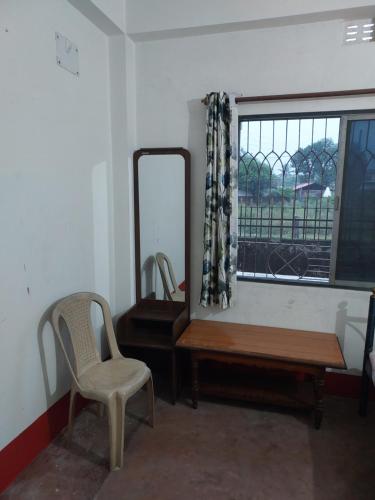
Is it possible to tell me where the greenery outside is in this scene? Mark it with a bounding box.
[238,138,338,242]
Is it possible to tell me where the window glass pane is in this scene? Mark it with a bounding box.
[336,119,375,283]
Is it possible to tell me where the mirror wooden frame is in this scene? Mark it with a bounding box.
[133,147,191,313]
[116,147,191,404]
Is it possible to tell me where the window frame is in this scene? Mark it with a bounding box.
[330,113,375,289]
[237,109,375,291]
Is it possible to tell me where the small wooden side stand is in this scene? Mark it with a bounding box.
[116,299,189,404]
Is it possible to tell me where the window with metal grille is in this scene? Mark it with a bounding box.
[237,112,375,288]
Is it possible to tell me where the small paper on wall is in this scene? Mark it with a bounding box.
[55,32,79,77]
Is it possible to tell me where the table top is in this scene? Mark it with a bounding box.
[177,320,346,369]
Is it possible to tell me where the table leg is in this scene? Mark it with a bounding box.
[314,370,325,429]
[191,352,199,409]
[359,367,370,417]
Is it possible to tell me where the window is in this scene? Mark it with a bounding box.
[237,112,375,289]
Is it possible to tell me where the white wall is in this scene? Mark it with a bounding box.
[127,0,375,39]
[92,0,125,31]
[68,0,125,35]
[0,0,114,450]
[107,33,135,314]
[135,19,375,372]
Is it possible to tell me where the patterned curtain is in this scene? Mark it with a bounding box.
[200,92,237,309]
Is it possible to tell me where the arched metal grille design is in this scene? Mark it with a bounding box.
[238,116,340,282]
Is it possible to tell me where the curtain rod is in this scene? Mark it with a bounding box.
[201,88,375,105]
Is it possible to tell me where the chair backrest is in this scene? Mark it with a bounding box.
[156,252,178,301]
[51,292,120,380]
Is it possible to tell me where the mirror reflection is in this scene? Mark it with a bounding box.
[138,154,185,301]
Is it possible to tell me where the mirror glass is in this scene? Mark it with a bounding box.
[138,154,185,302]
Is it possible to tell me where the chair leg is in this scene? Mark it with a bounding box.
[68,386,77,441]
[147,376,155,428]
[108,394,126,471]
[359,371,370,417]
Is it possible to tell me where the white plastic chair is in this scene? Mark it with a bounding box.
[156,252,185,302]
[51,292,154,471]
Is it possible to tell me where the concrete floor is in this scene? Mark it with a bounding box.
[2,388,375,500]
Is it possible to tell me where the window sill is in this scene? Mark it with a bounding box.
[236,274,371,293]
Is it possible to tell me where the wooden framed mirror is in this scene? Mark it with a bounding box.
[116,147,190,404]
[134,147,190,311]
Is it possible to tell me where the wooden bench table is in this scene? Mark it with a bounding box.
[176,319,346,428]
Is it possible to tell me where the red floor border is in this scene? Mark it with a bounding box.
[325,371,374,399]
[0,391,87,494]
[1,371,374,494]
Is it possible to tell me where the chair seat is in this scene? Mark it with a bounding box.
[79,357,150,398]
